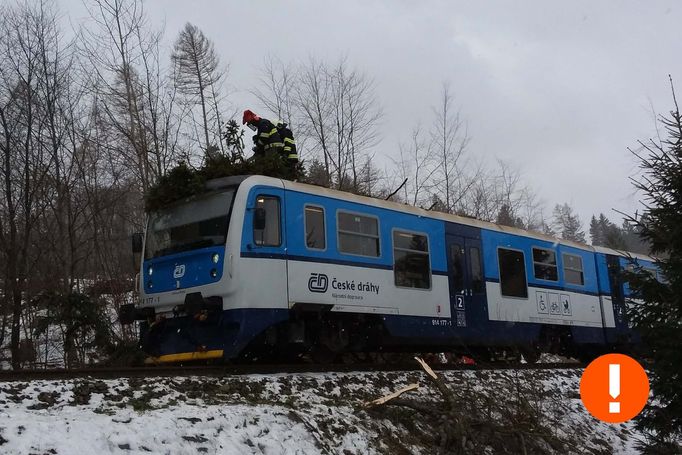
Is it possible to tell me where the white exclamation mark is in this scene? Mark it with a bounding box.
[609,364,621,413]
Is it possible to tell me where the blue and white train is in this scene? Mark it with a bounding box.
[121,175,651,363]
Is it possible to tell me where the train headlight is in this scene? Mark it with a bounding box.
[210,268,218,278]
[146,281,153,289]
[212,253,219,264]
[148,266,153,276]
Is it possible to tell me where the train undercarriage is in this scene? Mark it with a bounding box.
[132,301,613,366]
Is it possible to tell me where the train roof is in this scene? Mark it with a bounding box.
[591,245,654,262]
[228,175,654,262]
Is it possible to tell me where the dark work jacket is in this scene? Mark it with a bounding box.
[278,124,298,163]
[252,118,284,156]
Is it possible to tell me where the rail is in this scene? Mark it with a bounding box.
[0,361,584,382]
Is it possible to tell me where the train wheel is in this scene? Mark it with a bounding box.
[519,345,540,364]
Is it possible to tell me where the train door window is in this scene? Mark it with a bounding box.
[469,246,484,293]
[337,211,380,257]
[449,244,464,293]
[393,231,431,289]
[563,253,584,285]
[304,206,326,250]
[254,196,281,246]
[532,247,558,281]
[498,248,528,298]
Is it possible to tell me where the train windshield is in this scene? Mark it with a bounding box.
[144,189,236,260]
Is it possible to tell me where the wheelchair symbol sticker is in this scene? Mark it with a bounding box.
[536,291,548,314]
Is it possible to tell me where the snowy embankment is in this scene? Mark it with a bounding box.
[0,368,644,454]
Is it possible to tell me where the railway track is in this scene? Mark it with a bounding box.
[0,361,584,382]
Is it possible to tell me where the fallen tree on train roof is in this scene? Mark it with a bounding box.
[145,153,305,212]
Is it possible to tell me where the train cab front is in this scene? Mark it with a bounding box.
[119,182,243,364]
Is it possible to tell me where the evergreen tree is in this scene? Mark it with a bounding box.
[222,119,245,160]
[626,81,682,449]
[496,204,524,228]
[33,292,114,368]
[305,158,331,188]
[590,213,628,250]
[600,214,624,249]
[620,219,650,254]
[429,194,448,213]
[552,203,586,243]
[172,23,225,154]
[589,215,603,245]
[540,221,556,237]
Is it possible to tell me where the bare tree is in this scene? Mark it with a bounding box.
[393,124,439,206]
[552,202,586,242]
[296,57,333,185]
[0,0,54,368]
[80,0,178,192]
[172,22,226,157]
[29,0,92,300]
[491,160,543,229]
[431,84,472,213]
[252,56,297,127]
[333,60,382,192]
[0,0,199,369]
[294,57,382,193]
[460,160,544,229]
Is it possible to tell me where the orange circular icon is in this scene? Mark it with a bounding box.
[580,353,649,423]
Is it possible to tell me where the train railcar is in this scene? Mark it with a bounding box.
[120,175,649,363]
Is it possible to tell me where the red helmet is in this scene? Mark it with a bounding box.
[242,109,260,125]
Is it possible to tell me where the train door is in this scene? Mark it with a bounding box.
[245,187,289,308]
[445,227,486,337]
[606,254,635,344]
[446,235,468,328]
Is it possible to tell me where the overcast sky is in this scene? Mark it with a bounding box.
[62,0,682,227]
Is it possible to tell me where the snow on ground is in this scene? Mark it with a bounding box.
[0,368,646,454]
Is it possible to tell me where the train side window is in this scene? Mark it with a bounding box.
[304,206,326,250]
[563,253,584,285]
[337,211,380,257]
[254,196,281,246]
[469,246,484,293]
[449,244,463,292]
[393,231,431,289]
[498,248,528,298]
[532,247,558,281]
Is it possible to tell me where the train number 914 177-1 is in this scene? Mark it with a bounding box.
[431,319,452,326]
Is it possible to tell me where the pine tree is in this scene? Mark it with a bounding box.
[222,119,245,160]
[496,204,524,228]
[172,23,224,154]
[626,79,682,449]
[541,221,556,237]
[589,215,603,245]
[552,203,586,243]
[600,214,626,250]
[620,220,650,254]
[590,213,628,250]
[305,158,331,188]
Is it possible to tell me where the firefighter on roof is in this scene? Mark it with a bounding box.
[242,109,284,157]
[275,120,298,167]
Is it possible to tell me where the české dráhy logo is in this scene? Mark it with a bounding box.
[173,264,186,279]
[308,273,329,293]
